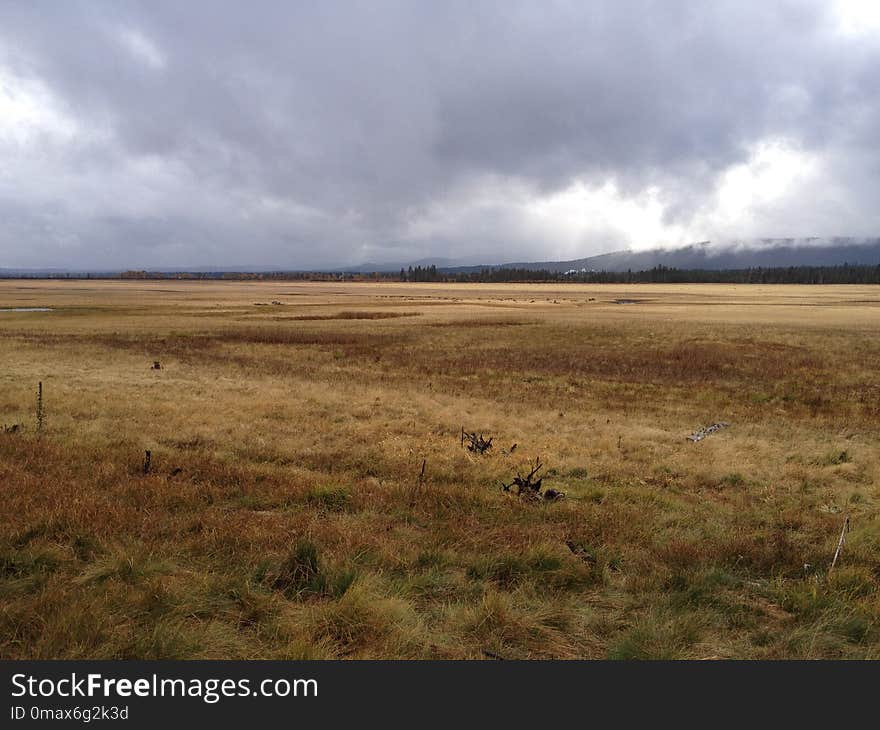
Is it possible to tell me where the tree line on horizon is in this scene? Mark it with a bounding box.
[10,262,880,284]
[397,263,880,284]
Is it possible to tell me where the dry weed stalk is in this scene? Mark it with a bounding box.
[36,381,43,434]
[408,458,427,504]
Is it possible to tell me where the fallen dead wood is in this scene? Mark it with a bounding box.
[687,422,730,442]
[461,427,493,454]
[829,515,850,573]
[565,540,597,566]
[500,457,565,502]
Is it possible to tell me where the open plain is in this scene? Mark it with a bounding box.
[1,280,879,659]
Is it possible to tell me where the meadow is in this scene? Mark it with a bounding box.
[1,280,879,659]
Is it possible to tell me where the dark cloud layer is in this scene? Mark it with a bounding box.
[1,1,879,268]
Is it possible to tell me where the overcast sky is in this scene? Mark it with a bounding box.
[1,1,879,269]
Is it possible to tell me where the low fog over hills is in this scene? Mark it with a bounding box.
[438,238,880,274]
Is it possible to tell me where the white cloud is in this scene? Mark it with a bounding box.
[0,68,77,145]
[834,0,880,35]
[523,182,688,256]
[399,140,822,261]
[117,28,166,70]
[707,140,820,233]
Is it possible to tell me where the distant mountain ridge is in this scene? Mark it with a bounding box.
[435,237,880,274]
[3,238,880,276]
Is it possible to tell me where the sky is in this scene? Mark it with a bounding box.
[1,1,879,270]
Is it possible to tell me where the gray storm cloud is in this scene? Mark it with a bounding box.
[0,0,879,269]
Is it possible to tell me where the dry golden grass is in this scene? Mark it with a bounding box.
[1,280,879,659]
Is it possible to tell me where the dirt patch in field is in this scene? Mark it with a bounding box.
[286,311,422,321]
[427,319,531,328]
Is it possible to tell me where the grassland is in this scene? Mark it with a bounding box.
[2,280,879,659]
